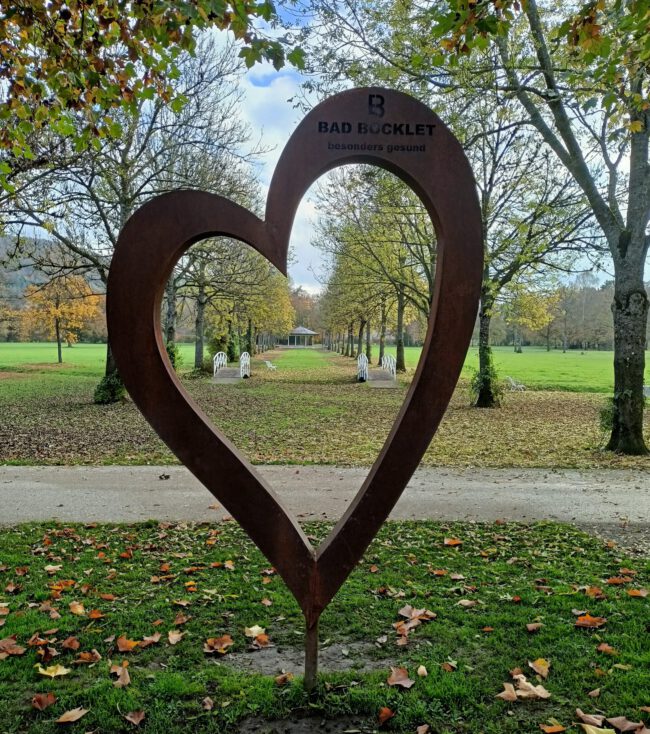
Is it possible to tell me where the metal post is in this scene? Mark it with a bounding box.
[304,618,319,691]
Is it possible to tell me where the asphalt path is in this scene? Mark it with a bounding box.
[1,465,649,552]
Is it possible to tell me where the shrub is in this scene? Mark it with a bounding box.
[93,373,126,404]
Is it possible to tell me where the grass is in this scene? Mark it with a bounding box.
[1,344,649,469]
[380,345,650,394]
[0,519,648,733]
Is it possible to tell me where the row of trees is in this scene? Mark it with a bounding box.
[298,0,649,453]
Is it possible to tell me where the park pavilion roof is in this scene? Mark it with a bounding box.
[289,326,318,335]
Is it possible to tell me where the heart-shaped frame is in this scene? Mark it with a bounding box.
[107,87,482,684]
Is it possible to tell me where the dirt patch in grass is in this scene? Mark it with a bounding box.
[235,715,372,733]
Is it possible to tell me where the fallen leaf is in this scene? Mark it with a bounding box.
[540,725,566,733]
[627,588,648,598]
[68,601,85,616]
[275,672,294,685]
[261,598,272,607]
[74,649,101,664]
[444,538,462,546]
[124,710,145,726]
[457,599,477,608]
[174,612,191,626]
[62,636,80,651]
[140,632,161,648]
[527,623,544,633]
[441,661,457,672]
[203,635,233,655]
[378,707,395,725]
[576,709,605,726]
[496,682,518,701]
[32,692,57,711]
[202,696,214,710]
[110,661,130,687]
[417,665,428,677]
[512,674,551,700]
[252,633,270,649]
[244,624,265,638]
[606,576,633,585]
[369,564,379,573]
[529,658,550,679]
[575,614,607,629]
[387,666,415,688]
[416,726,430,734]
[116,636,139,652]
[88,609,104,619]
[596,642,618,655]
[605,717,643,731]
[168,630,183,645]
[587,688,600,698]
[35,663,71,678]
[56,707,88,723]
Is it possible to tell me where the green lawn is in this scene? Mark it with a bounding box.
[380,345,650,394]
[1,519,648,733]
[1,343,649,468]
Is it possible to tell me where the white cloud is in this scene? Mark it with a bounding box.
[239,63,324,293]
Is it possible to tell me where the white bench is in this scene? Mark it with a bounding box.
[240,352,251,378]
[357,353,368,382]
[505,375,525,391]
[264,360,277,371]
[380,354,396,378]
[213,351,227,376]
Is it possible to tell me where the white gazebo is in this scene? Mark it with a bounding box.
[279,325,318,348]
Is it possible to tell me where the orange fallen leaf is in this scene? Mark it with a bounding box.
[378,707,395,725]
[74,649,101,664]
[116,636,139,652]
[387,666,415,688]
[68,601,85,616]
[627,588,648,598]
[369,564,379,573]
[56,707,88,723]
[596,642,618,655]
[88,609,104,619]
[32,692,57,711]
[62,636,80,651]
[203,634,233,655]
[606,576,633,585]
[275,672,294,685]
[444,538,462,546]
[540,725,566,733]
[575,614,607,629]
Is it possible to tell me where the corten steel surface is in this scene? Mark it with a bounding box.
[107,87,483,633]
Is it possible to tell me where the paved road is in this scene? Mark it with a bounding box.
[2,465,649,550]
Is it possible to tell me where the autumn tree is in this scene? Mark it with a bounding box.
[22,275,102,363]
[0,1,302,192]
[6,38,258,401]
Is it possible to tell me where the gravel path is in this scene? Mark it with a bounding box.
[1,464,649,554]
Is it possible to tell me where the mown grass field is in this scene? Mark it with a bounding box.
[1,519,648,733]
[1,343,649,469]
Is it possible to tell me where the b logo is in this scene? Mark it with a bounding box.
[369,94,385,117]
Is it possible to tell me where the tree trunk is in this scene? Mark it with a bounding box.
[194,290,206,370]
[474,293,499,408]
[379,300,387,365]
[55,316,62,364]
[396,288,406,372]
[164,276,177,345]
[356,319,366,359]
[345,323,353,357]
[365,319,372,363]
[606,263,649,454]
[513,326,523,353]
[246,318,254,355]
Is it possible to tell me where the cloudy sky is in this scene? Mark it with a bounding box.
[238,62,324,294]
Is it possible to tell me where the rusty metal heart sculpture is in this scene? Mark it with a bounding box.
[107,87,483,686]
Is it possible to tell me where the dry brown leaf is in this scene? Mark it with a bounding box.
[275,672,294,686]
[496,683,518,702]
[512,674,551,700]
[527,623,544,633]
[202,697,214,711]
[576,709,605,726]
[627,588,648,598]
[116,636,139,652]
[587,688,601,698]
[605,717,643,731]
[168,630,183,645]
[244,625,265,638]
[457,599,478,608]
[32,692,57,711]
[56,707,88,723]
[443,538,462,546]
[140,632,161,648]
[378,707,395,725]
[606,576,633,585]
[203,634,234,655]
[124,710,145,726]
[261,598,272,607]
[110,661,131,688]
[62,636,80,651]
[387,666,415,688]
[416,726,430,734]
[441,661,457,672]
[596,642,618,655]
[417,665,428,677]
[74,649,101,664]
[529,658,550,679]
[68,601,85,616]
[575,614,607,629]
[540,725,566,733]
